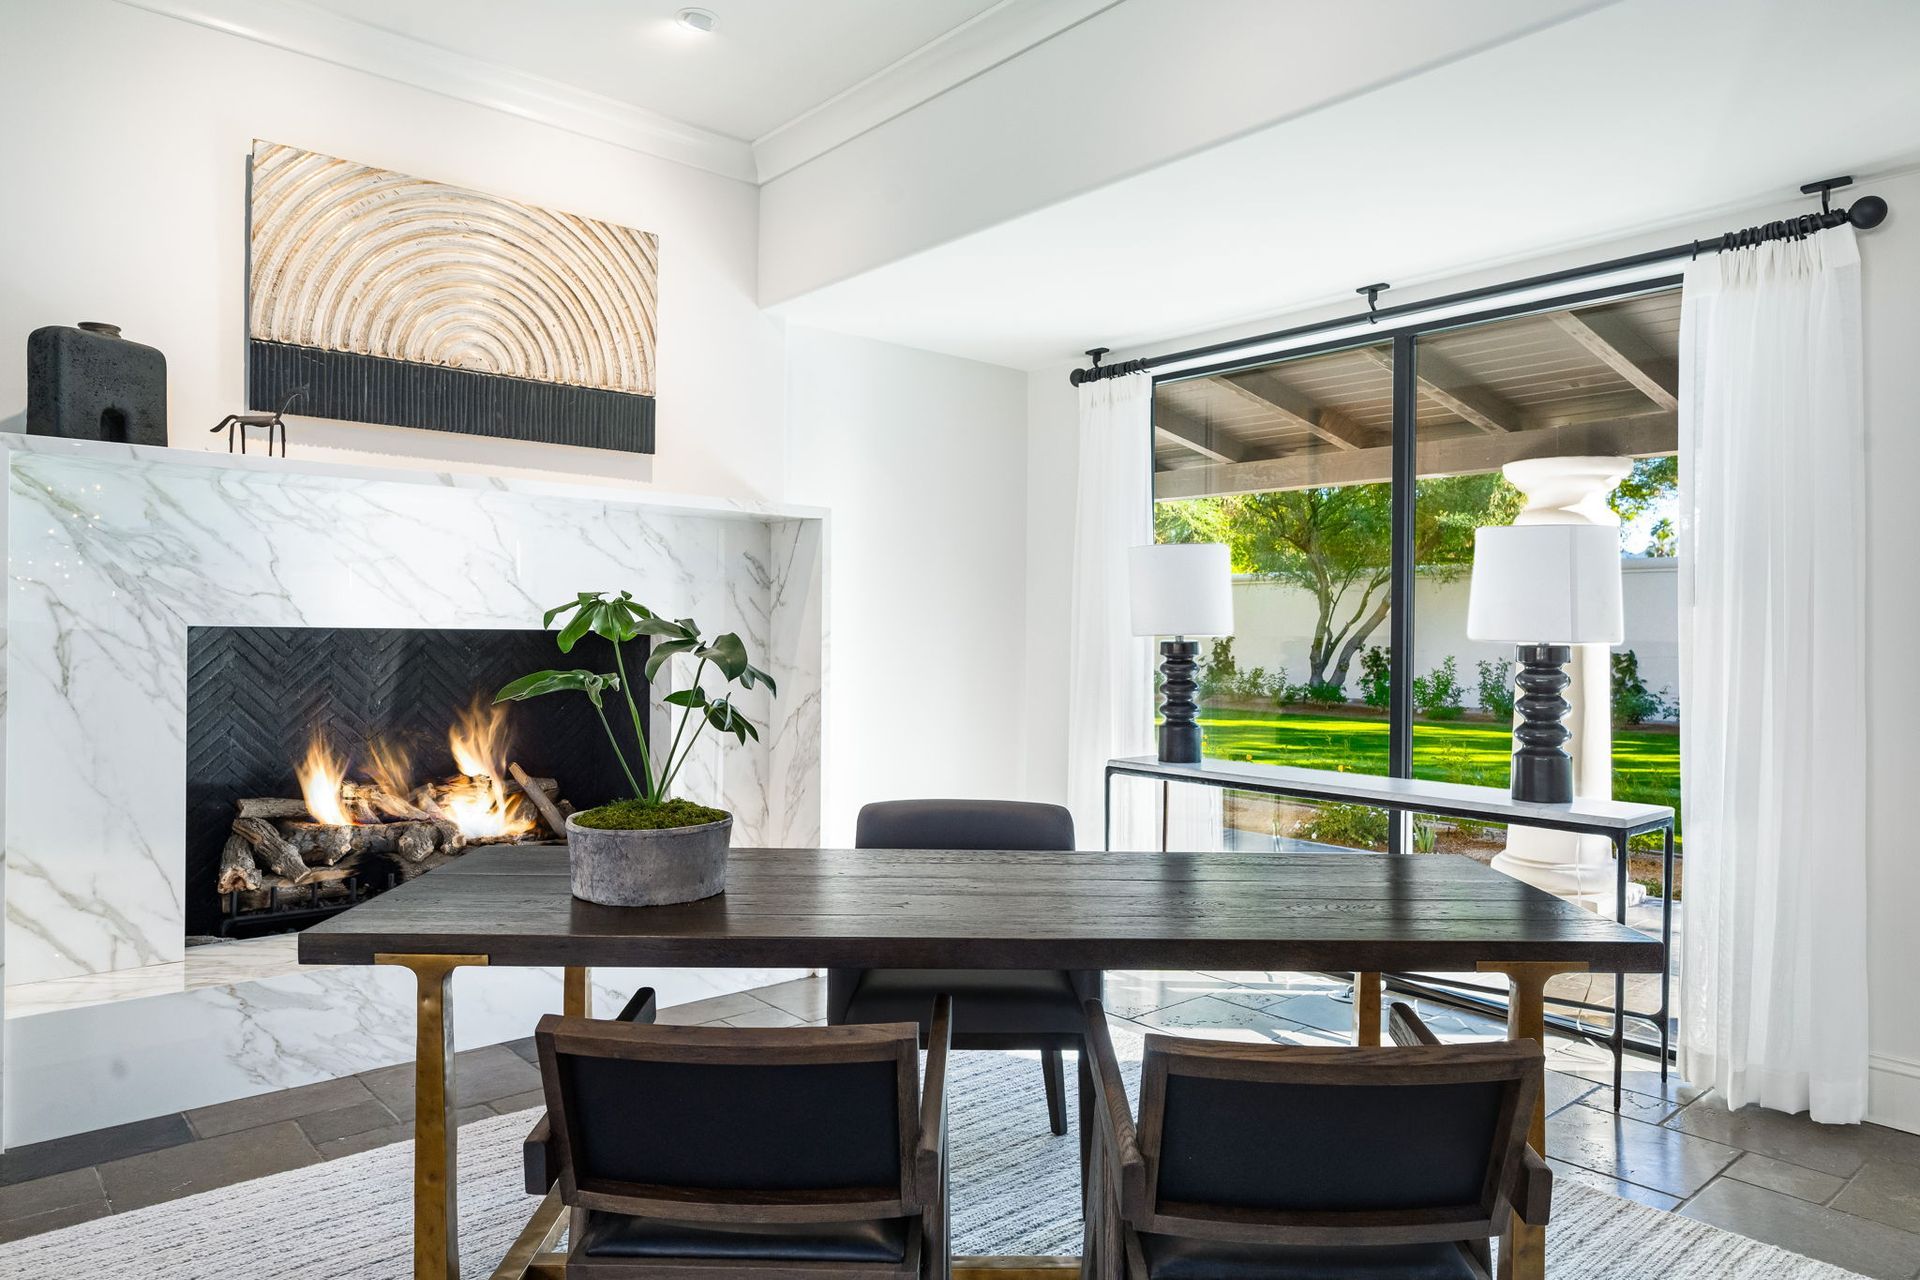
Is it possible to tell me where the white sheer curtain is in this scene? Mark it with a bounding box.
[1066,375,1156,850]
[1677,227,1869,1122]
[1065,373,1226,852]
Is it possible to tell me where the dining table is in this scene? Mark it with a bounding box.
[298,842,1663,1280]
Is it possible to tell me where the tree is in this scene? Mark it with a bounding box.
[1609,456,1677,524]
[1158,473,1522,691]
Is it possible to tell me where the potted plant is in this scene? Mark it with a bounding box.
[496,591,774,907]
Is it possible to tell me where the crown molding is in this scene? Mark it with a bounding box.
[112,0,758,183]
[751,0,1122,183]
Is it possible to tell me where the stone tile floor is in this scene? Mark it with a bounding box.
[2,972,1916,1278]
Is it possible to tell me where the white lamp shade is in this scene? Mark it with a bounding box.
[1466,524,1624,644]
[1129,543,1234,637]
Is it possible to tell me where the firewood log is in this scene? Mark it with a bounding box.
[216,832,263,893]
[274,819,454,863]
[231,816,314,883]
[340,782,432,822]
[509,762,569,836]
[235,797,313,820]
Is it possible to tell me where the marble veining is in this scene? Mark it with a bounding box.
[1,439,825,985]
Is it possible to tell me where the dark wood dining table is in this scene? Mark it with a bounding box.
[299,843,1663,1280]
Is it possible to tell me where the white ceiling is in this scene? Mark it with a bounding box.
[772,0,1920,369]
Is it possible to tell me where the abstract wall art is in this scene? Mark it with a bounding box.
[246,141,658,453]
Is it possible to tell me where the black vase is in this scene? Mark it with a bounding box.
[27,322,168,445]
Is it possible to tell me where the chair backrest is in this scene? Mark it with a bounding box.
[855,798,1074,851]
[535,1014,923,1222]
[1136,1032,1540,1245]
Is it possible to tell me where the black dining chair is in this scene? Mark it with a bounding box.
[828,798,1099,1137]
[1081,998,1552,1280]
[524,992,953,1279]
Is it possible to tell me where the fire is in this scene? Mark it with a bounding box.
[298,735,356,827]
[442,698,535,840]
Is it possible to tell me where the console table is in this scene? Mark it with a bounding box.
[1105,755,1676,1107]
[301,843,1661,1280]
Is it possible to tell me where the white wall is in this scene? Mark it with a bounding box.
[1022,167,1920,1131]
[1224,558,1681,711]
[0,0,784,500]
[785,327,1031,842]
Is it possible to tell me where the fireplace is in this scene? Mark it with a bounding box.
[185,626,639,937]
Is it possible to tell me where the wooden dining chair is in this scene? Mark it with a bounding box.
[525,993,953,1279]
[829,798,1098,1137]
[1081,999,1551,1280]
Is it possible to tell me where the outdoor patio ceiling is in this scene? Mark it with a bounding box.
[1153,291,1682,500]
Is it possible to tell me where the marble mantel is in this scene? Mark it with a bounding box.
[0,435,825,1145]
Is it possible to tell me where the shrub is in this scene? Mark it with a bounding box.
[1299,679,1347,706]
[1412,817,1439,853]
[1294,803,1389,850]
[1235,666,1271,701]
[1197,636,1236,703]
[1413,656,1465,720]
[1611,650,1676,726]
[1359,645,1392,709]
[1476,657,1516,719]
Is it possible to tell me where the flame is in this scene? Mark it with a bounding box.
[366,738,413,800]
[443,698,535,840]
[298,734,356,826]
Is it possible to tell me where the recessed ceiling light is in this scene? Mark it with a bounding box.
[676,7,717,34]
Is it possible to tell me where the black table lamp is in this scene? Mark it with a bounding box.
[1467,523,1624,804]
[1130,543,1234,765]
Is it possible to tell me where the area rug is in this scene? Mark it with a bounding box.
[0,1032,1862,1279]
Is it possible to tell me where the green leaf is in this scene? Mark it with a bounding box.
[695,632,749,680]
[663,687,708,708]
[589,602,638,644]
[631,616,694,640]
[555,607,595,653]
[644,637,698,682]
[494,669,616,702]
[740,663,778,696]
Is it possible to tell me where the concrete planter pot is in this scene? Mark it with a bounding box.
[564,812,731,907]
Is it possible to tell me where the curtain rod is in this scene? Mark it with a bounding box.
[1068,177,1891,386]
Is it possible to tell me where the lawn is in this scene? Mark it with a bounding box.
[1197,706,1681,844]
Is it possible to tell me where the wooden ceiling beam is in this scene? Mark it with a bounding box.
[1155,414,1677,500]
[1356,345,1520,434]
[1550,310,1680,412]
[1153,402,1251,464]
[1216,369,1373,451]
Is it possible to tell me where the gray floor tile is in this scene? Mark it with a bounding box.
[720,1004,806,1027]
[295,1099,401,1146]
[1558,1063,1706,1106]
[753,976,827,1020]
[1679,1176,1920,1280]
[1722,1151,1848,1204]
[0,1167,104,1221]
[1547,1102,1740,1198]
[1547,1071,1600,1115]
[1256,991,1378,1038]
[655,991,774,1025]
[186,1074,375,1139]
[359,1043,542,1120]
[312,1105,492,1160]
[504,1036,540,1065]
[1133,996,1327,1045]
[1667,1094,1870,1178]
[0,1197,110,1243]
[96,1121,319,1212]
[490,1089,548,1117]
[0,1112,195,1185]
[1833,1159,1920,1235]
[1546,1157,1681,1211]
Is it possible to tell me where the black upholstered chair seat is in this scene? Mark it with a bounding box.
[577,1211,912,1264]
[844,968,1082,1037]
[1138,1234,1484,1280]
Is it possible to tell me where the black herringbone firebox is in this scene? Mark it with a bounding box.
[184,626,640,938]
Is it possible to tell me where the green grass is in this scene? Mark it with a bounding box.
[1198,707,1681,841]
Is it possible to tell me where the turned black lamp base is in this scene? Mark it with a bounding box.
[1510,642,1574,804]
[1156,639,1202,764]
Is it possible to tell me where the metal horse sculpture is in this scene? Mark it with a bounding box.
[212,390,302,456]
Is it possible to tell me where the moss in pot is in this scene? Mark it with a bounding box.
[496,591,773,906]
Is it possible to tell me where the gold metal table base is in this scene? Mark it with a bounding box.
[390,956,1577,1280]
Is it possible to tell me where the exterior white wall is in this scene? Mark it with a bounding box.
[1022,167,1920,1132]
[0,0,784,500]
[784,327,1032,843]
[1223,557,1680,711]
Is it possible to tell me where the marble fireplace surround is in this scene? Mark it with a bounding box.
[0,436,825,1146]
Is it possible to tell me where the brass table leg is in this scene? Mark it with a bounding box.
[563,965,590,1018]
[1353,971,1382,1046]
[379,952,490,1280]
[1481,961,1585,1280]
